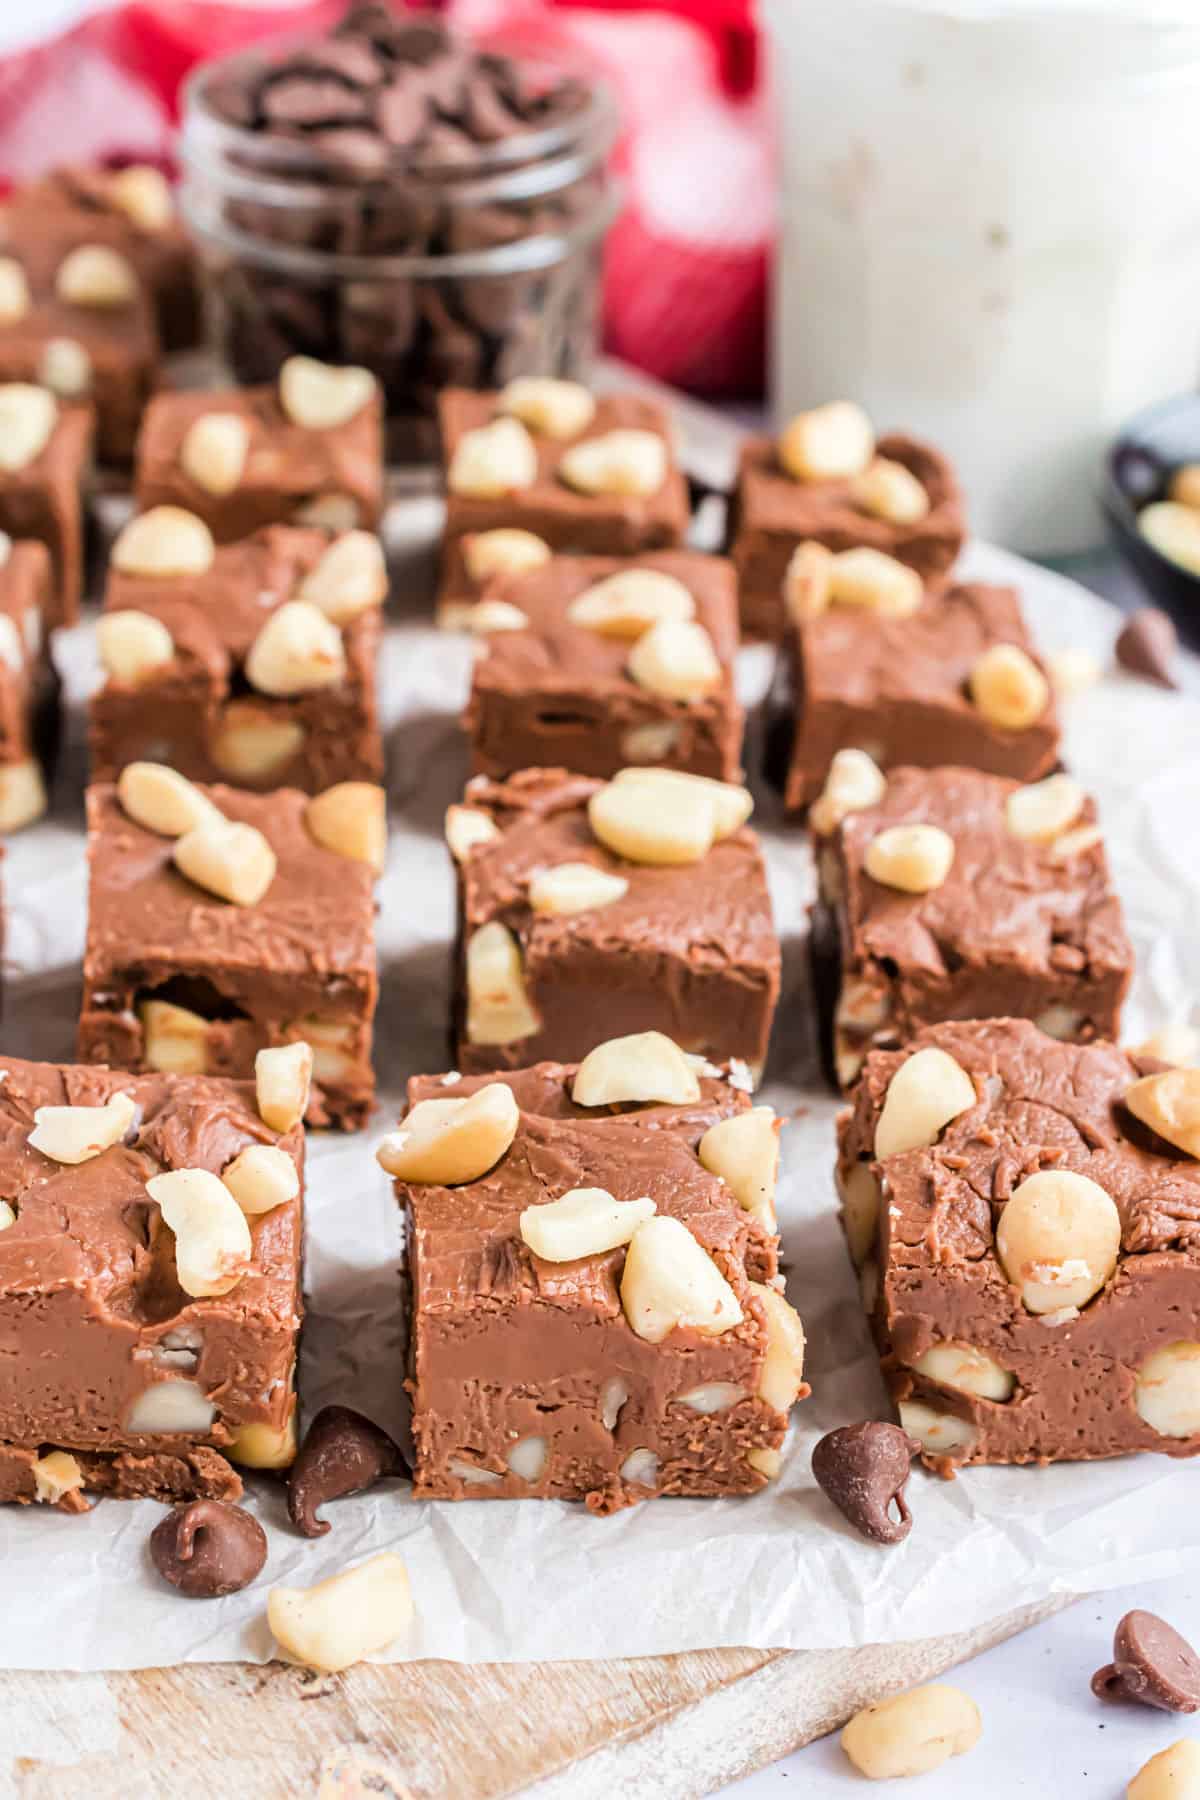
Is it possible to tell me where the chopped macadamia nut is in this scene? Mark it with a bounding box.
[830,547,923,618]
[222,1144,300,1215]
[782,540,834,622]
[448,417,537,498]
[173,818,277,907]
[297,530,387,625]
[269,1554,413,1673]
[995,1168,1121,1313]
[97,609,175,686]
[462,528,551,583]
[117,763,221,839]
[112,507,215,579]
[229,1415,297,1470]
[851,456,931,524]
[841,1683,981,1781]
[179,412,250,497]
[698,1108,779,1231]
[497,377,596,439]
[305,783,386,875]
[809,748,887,836]
[256,1042,313,1132]
[910,1341,1016,1401]
[28,1091,136,1165]
[147,1167,253,1299]
[558,429,667,498]
[1125,1068,1200,1159]
[1005,773,1085,843]
[778,401,874,483]
[620,1213,743,1343]
[279,356,376,431]
[245,601,346,697]
[0,385,57,473]
[969,642,1050,729]
[567,568,695,638]
[627,618,722,701]
[864,822,955,893]
[875,1047,976,1158]
[520,1187,656,1262]
[572,1031,701,1108]
[33,1450,85,1506]
[378,1082,519,1185]
[465,922,539,1046]
[1134,1342,1200,1438]
[445,804,500,863]
[528,861,629,916]
[141,999,208,1075]
[56,244,137,307]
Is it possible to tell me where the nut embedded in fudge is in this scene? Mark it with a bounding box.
[814,764,1133,1087]
[133,358,385,541]
[0,388,92,630]
[837,1018,1200,1472]
[447,767,780,1078]
[89,516,385,793]
[0,1053,303,1510]
[79,771,379,1129]
[460,550,744,783]
[0,538,60,833]
[0,231,158,465]
[438,383,690,590]
[727,401,965,641]
[386,1042,803,1509]
[3,164,203,353]
[783,582,1061,814]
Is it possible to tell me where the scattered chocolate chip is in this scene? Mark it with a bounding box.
[287,1404,407,1538]
[812,1421,917,1544]
[1116,607,1179,689]
[1092,1610,1200,1713]
[149,1500,267,1598]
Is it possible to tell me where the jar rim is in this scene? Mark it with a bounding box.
[180,39,620,204]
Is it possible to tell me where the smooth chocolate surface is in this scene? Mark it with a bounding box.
[5,166,202,352]
[0,229,158,464]
[0,402,92,629]
[464,550,743,782]
[839,1019,1200,1470]
[784,582,1061,813]
[0,1054,303,1506]
[439,389,690,560]
[820,765,1132,1084]
[134,382,385,541]
[89,524,383,793]
[453,768,780,1076]
[0,540,59,776]
[79,781,377,1128]
[396,1089,789,1509]
[729,430,965,641]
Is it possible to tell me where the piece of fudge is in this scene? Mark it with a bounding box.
[783,583,1061,813]
[0,1053,303,1509]
[0,389,92,629]
[79,773,380,1129]
[133,360,385,541]
[814,764,1133,1087]
[90,515,385,793]
[0,230,158,465]
[438,384,690,590]
[728,401,965,640]
[0,538,60,833]
[447,767,780,1078]
[461,550,744,783]
[839,1018,1200,1472]
[3,164,202,352]
[388,1037,803,1509]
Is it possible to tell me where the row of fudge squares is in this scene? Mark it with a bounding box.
[0,1035,805,1514]
[437,381,966,640]
[0,352,385,634]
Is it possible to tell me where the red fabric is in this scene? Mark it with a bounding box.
[0,0,769,397]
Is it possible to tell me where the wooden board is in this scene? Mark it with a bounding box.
[1,1600,1068,1799]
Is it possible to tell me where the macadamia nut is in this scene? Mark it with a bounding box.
[874,1046,976,1158]
[147,1168,253,1299]
[572,1031,700,1108]
[567,568,695,638]
[841,1682,981,1780]
[698,1107,779,1231]
[969,643,1050,729]
[279,356,375,431]
[995,1168,1121,1313]
[1135,1343,1200,1439]
[521,1186,656,1261]
[864,823,955,893]
[620,1214,743,1343]
[119,764,220,845]
[497,377,596,439]
[377,1083,519,1185]
[268,1553,413,1673]
[779,401,874,483]
[809,748,887,836]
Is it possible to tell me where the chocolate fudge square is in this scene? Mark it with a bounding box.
[133,361,385,542]
[449,768,780,1078]
[818,764,1133,1087]
[439,386,690,575]
[4,164,202,352]
[463,550,744,782]
[728,420,964,641]
[80,777,378,1129]
[0,231,158,464]
[839,1018,1200,1472]
[0,391,92,629]
[0,539,60,832]
[90,519,384,793]
[392,1049,802,1509]
[0,1053,303,1509]
[784,583,1061,814]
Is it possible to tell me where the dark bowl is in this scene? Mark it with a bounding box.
[1103,391,1200,648]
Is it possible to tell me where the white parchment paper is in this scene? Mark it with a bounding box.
[0,392,1197,1671]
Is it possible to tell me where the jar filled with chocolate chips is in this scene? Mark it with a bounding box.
[178,3,619,460]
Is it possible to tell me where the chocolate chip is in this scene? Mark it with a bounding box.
[1116,607,1179,689]
[287,1404,407,1538]
[1092,1610,1200,1712]
[812,1421,917,1544]
[149,1500,267,1598]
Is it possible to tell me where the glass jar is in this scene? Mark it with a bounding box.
[178,43,619,462]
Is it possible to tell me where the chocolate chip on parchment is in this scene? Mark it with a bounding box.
[1092,1610,1200,1713]
[287,1404,408,1538]
[149,1500,267,1598]
[812,1421,917,1545]
[1115,607,1179,690]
